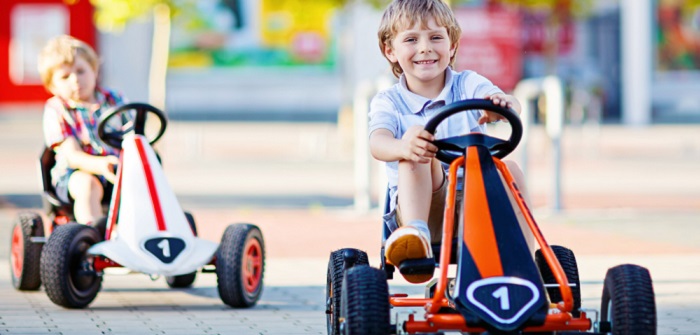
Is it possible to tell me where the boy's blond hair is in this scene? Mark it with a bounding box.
[37,35,99,89]
[378,0,462,78]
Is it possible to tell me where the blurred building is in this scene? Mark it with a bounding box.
[0,0,95,106]
[2,0,700,124]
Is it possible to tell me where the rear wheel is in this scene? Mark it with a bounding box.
[326,248,368,335]
[601,264,656,334]
[536,245,581,317]
[340,265,391,335]
[10,212,45,290]
[40,223,102,308]
[165,212,198,288]
[216,223,265,307]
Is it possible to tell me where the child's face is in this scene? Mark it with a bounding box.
[48,55,98,103]
[384,17,455,89]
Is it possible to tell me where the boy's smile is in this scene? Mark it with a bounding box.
[384,17,456,98]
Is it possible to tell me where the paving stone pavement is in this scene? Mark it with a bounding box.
[1,111,700,334]
[2,206,700,335]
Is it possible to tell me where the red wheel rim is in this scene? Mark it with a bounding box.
[242,237,263,294]
[11,224,24,277]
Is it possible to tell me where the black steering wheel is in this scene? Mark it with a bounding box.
[97,103,168,150]
[424,99,522,164]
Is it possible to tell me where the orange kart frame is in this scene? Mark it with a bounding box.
[385,99,592,334]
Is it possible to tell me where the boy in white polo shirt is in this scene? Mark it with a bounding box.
[369,0,527,283]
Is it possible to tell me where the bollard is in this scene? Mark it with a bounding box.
[543,76,565,212]
[353,75,393,214]
[353,80,374,213]
[513,76,565,213]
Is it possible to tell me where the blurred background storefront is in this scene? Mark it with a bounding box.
[2,0,700,125]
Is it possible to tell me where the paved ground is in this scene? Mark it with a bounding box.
[1,110,699,334]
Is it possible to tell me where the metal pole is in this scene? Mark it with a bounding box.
[543,76,565,213]
[353,81,374,213]
[513,77,544,182]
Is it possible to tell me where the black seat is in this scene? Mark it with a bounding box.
[39,147,112,223]
[39,147,74,220]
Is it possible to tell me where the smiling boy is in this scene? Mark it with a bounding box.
[369,0,525,283]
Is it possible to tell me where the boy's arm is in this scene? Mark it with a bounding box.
[370,127,437,164]
[56,138,119,184]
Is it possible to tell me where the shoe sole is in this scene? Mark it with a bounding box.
[386,227,432,259]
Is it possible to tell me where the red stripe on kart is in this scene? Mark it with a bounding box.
[135,137,166,231]
[105,154,124,240]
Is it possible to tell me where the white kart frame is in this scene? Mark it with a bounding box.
[89,133,218,277]
[34,103,265,309]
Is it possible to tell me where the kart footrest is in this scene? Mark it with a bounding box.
[398,258,436,276]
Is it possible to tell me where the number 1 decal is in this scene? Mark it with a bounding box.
[492,286,510,310]
[157,239,170,257]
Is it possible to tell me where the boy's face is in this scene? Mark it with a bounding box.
[384,17,455,89]
[48,55,98,103]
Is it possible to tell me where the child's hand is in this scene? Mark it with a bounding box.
[479,94,520,124]
[400,125,437,164]
[98,155,120,184]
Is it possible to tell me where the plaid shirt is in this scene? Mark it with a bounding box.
[43,88,127,185]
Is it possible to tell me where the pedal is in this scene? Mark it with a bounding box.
[398,258,435,276]
[201,265,216,273]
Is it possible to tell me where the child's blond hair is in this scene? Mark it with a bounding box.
[37,35,99,89]
[378,0,462,78]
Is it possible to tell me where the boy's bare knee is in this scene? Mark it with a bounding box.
[398,159,423,172]
[68,171,103,200]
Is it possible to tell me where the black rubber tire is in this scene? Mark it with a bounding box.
[601,264,656,335]
[340,265,391,335]
[535,245,582,317]
[326,248,369,335]
[165,271,197,288]
[91,216,107,240]
[216,223,265,308]
[10,212,44,290]
[165,212,198,288]
[40,223,102,308]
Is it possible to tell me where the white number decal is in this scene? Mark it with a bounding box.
[157,239,171,257]
[492,286,510,310]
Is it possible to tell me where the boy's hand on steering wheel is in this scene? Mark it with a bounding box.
[99,155,120,184]
[401,125,437,164]
[479,93,520,124]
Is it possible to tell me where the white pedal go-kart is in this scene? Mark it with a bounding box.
[9,103,265,309]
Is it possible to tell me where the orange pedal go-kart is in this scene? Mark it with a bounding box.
[326,99,656,335]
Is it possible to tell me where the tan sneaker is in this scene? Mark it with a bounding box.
[385,225,434,283]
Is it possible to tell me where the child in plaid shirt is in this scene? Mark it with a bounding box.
[39,35,127,225]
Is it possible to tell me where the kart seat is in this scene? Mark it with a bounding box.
[40,147,74,218]
[39,147,112,221]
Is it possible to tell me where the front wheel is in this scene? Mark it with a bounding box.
[216,223,265,308]
[340,265,391,335]
[535,245,581,317]
[600,264,656,334]
[40,223,102,308]
[10,212,45,290]
[326,248,369,335]
[165,212,198,288]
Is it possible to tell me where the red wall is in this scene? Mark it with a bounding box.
[0,0,95,104]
